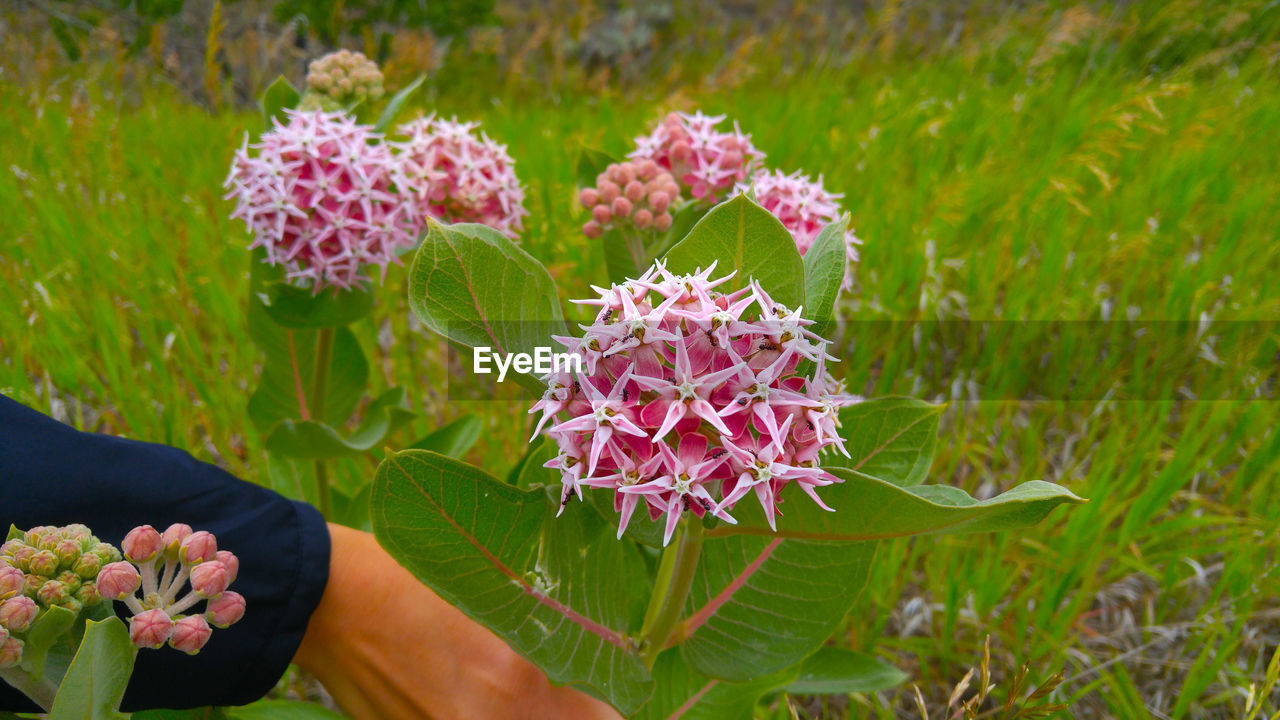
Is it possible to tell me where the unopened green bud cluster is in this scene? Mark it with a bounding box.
[2,525,118,615]
[0,524,121,668]
[300,49,385,111]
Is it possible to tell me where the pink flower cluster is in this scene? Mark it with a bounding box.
[98,524,245,654]
[225,109,419,291]
[580,160,681,238]
[629,111,764,205]
[528,263,860,545]
[395,115,528,239]
[0,524,119,668]
[741,169,863,290]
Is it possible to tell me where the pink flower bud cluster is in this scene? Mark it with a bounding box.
[302,49,385,110]
[0,525,122,668]
[101,524,245,655]
[739,169,862,290]
[579,160,681,239]
[629,111,764,205]
[393,115,529,239]
[224,109,419,291]
[528,263,861,545]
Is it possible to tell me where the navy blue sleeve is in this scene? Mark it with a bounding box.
[0,395,331,711]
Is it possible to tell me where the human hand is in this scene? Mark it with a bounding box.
[294,523,622,720]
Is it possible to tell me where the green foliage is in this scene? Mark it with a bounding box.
[264,387,414,458]
[370,450,653,714]
[407,221,567,394]
[270,0,496,47]
[782,646,908,695]
[408,414,483,458]
[258,283,374,330]
[47,618,133,720]
[661,194,805,309]
[824,397,942,487]
[227,700,343,719]
[260,77,300,130]
[801,217,849,335]
[374,75,427,134]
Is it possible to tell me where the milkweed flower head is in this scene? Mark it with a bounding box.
[301,49,385,111]
[100,524,245,654]
[630,111,764,205]
[0,524,122,667]
[579,159,682,238]
[224,109,418,292]
[740,169,862,290]
[394,115,528,239]
[529,263,861,545]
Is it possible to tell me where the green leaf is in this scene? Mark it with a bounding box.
[259,282,375,329]
[576,147,616,188]
[802,217,849,336]
[6,525,22,542]
[407,221,567,394]
[676,472,1081,682]
[825,397,943,487]
[409,414,483,458]
[661,194,805,309]
[783,646,907,694]
[370,450,653,714]
[247,326,369,434]
[48,617,133,720]
[264,387,415,458]
[715,470,1084,542]
[19,606,77,676]
[261,75,300,129]
[677,535,877,682]
[601,226,639,285]
[133,708,229,720]
[228,700,344,720]
[374,74,427,133]
[506,434,552,488]
[635,649,796,720]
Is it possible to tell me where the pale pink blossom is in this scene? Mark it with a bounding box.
[530,262,859,543]
[630,111,764,204]
[170,615,213,655]
[738,169,863,290]
[394,115,528,238]
[130,609,173,650]
[224,109,419,291]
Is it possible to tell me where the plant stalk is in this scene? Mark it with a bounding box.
[0,667,57,711]
[310,327,335,519]
[639,519,704,667]
[624,228,648,274]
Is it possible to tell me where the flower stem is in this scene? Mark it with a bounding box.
[624,228,648,274]
[639,519,704,667]
[0,667,57,710]
[310,327,335,519]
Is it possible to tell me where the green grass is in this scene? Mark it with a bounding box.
[2,1,1279,717]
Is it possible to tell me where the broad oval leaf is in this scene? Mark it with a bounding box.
[635,649,796,720]
[264,388,414,459]
[374,74,427,134]
[48,617,133,720]
[783,646,907,695]
[409,413,483,458]
[19,605,77,676]
[259,282,374,329]
[802,216,849,336]
[261,75,299,130]
[661,194,804,309]
[247,326,368,434]
[826,397,943,487]
[713,469,1084,541]
[370,450,653,714]
[407,221,567,394]
[676,536,876,682]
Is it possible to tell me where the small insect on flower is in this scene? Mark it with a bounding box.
[531,262,860,545]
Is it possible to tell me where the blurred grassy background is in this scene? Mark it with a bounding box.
[2,0,1279,717]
